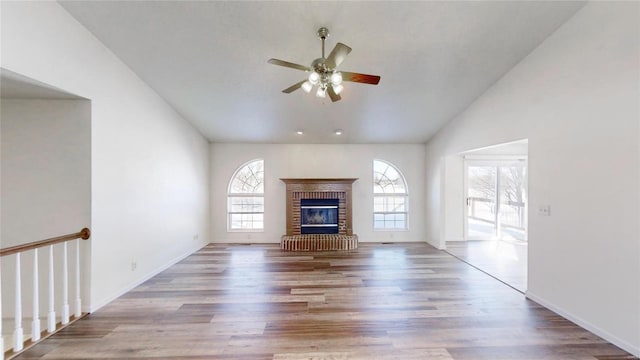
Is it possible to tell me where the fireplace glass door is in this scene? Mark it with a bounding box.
[300,199,339,234]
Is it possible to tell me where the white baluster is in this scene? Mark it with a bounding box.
[32,249,41,341]
[1,256,5,359]
[61,242,69,325]
[74,239,81,318]
[47,245,56,333]
[13,253,24,352]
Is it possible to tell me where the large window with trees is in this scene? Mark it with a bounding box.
[373,159,408,230]
[228,159,264,231]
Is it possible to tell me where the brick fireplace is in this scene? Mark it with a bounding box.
[280,178,358,251]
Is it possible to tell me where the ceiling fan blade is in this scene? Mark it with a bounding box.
[268,58,309,72]
[282,80,306,93]
[325,42,352,69]
[327,86,342,102]
[341,71,381,85]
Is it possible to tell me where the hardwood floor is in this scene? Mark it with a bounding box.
[12,243,636,359]
[445,240,528,293]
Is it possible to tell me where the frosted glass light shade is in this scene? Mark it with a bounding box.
[301,81,313,93]
[316,87,326,98]
[308,72,320,85]
[333,84,344,95]
[331,72,342,85]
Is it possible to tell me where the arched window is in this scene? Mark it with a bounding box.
[373,159,408,230]
[228,159,264,231]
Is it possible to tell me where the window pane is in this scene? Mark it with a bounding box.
[373,160,407,194]
[230,160,264,194]
[230,214,242,229]
[229,197,264,213]
[390,197,406,212]
[373,212,407,230]
[230,213,263,230]
[393,214,406,228]
[374,196,406,212]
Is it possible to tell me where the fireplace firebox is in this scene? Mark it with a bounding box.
[300,199,339,234]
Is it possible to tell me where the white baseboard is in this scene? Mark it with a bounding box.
[88,242,205,313]
[526,291,639,357]
[213,239,279,244]
[360,239,426,243]
[445,238,466,242]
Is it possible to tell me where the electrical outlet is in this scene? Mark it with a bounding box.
[538,205,551,216]
[131,261,137,271]
[193,234,199,241]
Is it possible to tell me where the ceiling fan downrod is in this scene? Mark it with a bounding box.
[317,27,329,59]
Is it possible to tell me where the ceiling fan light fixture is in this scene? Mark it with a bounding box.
[331,72,342,85]
[268,27,380,103]
[308,72,320,85]
[301,81,313,93]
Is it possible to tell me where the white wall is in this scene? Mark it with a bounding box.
[424,2,639,355]
[1,2,210,311]
[1,99,91,318]
[442,155,464,241]
[211,144,425,243]
[1,99,91,246]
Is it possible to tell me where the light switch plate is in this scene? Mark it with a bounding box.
[538,205,551,216]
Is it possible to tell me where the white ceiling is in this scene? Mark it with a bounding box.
[59,1,584,144]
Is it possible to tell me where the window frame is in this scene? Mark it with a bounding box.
[227,159,264,232]
[373,159,409,231]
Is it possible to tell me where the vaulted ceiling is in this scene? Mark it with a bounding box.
[59,1,585,144]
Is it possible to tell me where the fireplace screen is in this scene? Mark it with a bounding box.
[300,199,339,234]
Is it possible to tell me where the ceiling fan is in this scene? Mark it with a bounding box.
[268,27,381,102]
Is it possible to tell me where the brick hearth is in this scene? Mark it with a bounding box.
[280,234,359,251]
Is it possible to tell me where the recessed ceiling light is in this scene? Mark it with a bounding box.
[335,129,343,135]
[296,130,304,135]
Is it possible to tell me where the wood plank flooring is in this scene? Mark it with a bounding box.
[445,240,528,293]
[12,243,636,359]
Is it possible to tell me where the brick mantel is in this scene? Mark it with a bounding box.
[280,178,358,236]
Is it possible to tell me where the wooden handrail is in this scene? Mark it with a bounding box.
[0,228,90,257]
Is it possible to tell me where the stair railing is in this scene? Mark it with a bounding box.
[0,228,90,359]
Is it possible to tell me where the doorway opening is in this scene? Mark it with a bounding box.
[445,139,528,293]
